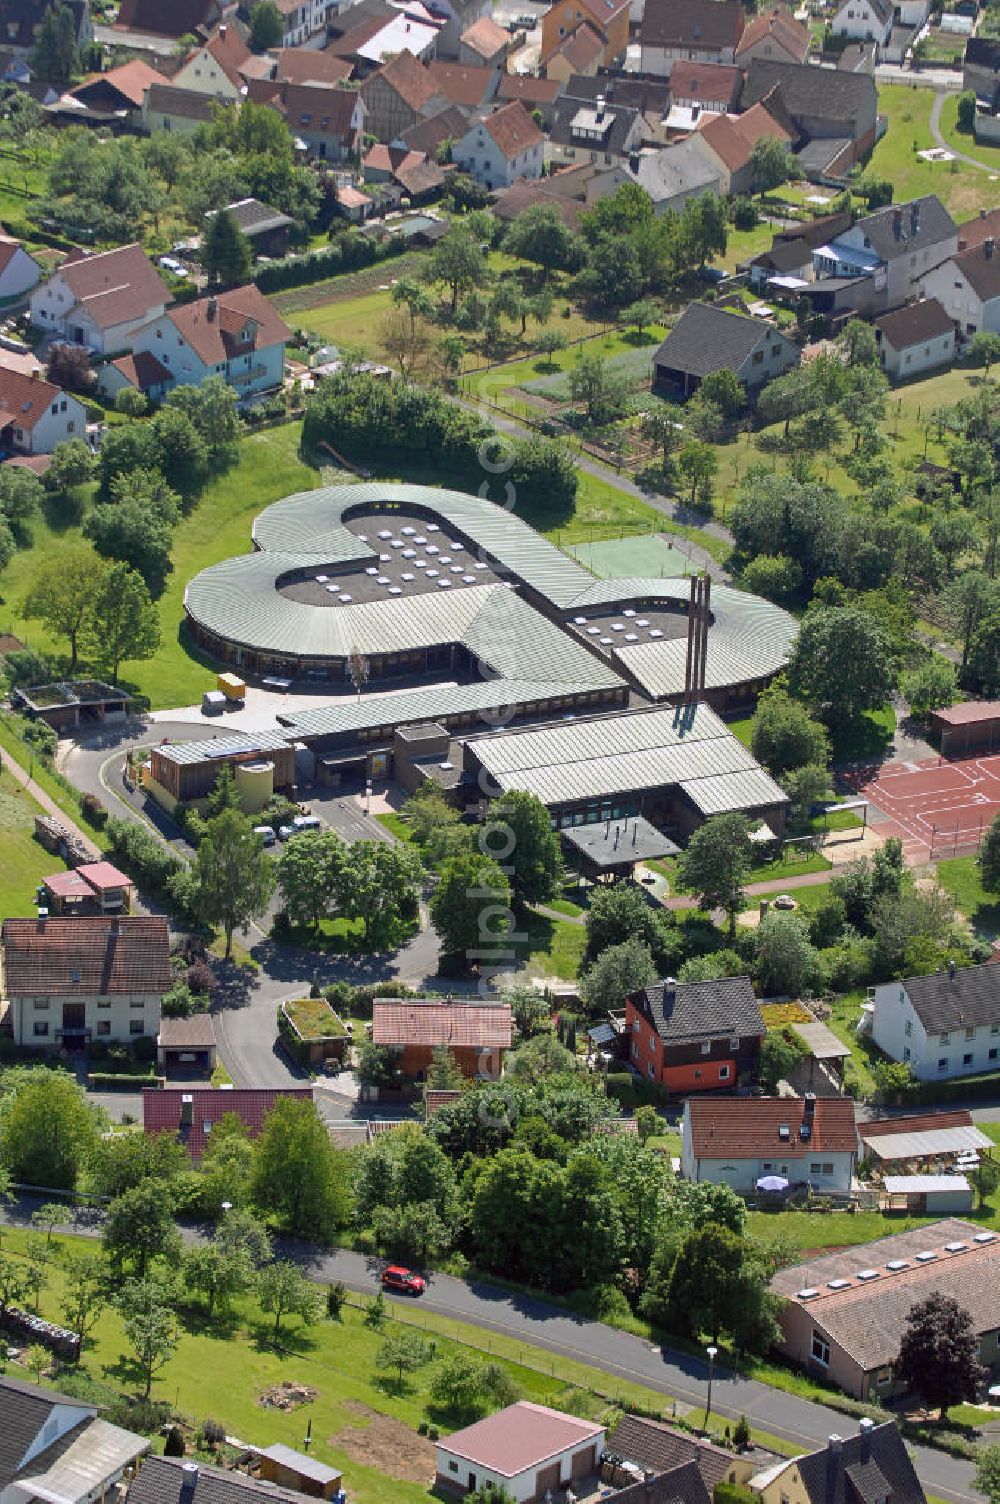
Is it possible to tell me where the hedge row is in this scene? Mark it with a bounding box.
[254,231,408,294]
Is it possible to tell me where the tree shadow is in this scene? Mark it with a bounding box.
[246,1318,321,1356]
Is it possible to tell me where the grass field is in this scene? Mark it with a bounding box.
[868,85,1000,217]
[0,764,69,917]
[936,855,1000,941]
[0,1228,691,1504]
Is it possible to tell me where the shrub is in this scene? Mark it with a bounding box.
[186,960,216,998]
[163,1426,186,1457]
[80,792,108,829]
[201,1418,226,1448]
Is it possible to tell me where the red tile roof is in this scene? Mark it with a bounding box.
[550,22,605,69]
[373,999,512,1048]
[859,1109,975,1138]
[686,1096,858,1161]
[441,1403,603,1477]
[163,284,291,367]
[43,861,131,899]
[0,365,73,432]
[274,47,353,84]
[497,73,561,105]
[461,14,509,58]
[112,350,172,392]
[197,24,252,87]
[0,235,35,278]
[57,243,171,331]
[142,1086,314,1159]
[482,99,544,157]
[367,50,440,112]
[426,60,496,107]
[697,96,791,173]
[957,206,1000,251]
[73,59,167,107]
[875,296,955,351]
[116,0,215,36]
[2,916,171,996]
[736,7,810,61]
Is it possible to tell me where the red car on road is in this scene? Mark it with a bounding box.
[381,1265,426,1296]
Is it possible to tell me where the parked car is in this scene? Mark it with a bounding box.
[292,814,321,832]
[277,824,297,841]
[381,1265,426,1296]
[253,825,276,847]
[158,255,186,275]
[773,894,796,910]
[516,12,537,26]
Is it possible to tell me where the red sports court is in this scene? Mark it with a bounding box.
[853,753,1000,861]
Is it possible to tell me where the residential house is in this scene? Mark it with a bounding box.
[453,100,543,187]
[207,197,294,258]
[341,9,443,69]
[812,194,957,312]
[335,184,372,222]
[837,39,877,69]
[69,59,167,123]
[426,59,499,110]
[875,297,956,379]
[746,209,852,289]
[625,973,766,1091]
[588,134,722,212]
[248,79,366,160]
[142,81,226,134]
[270,0,336,48]
[29,243,171,355]
[172,23,254,100]
[750,1423,927,1504]
[398,101,471,152]
[956,204,1000,250]
[545,23,606,83]
[741,58,878,166]
[965,35,1000,108]
[496,72,562,126]
[371,996,513,1080]
[459,13,509,68]
[436,1404,604,1500]
[771,1220,1000,1400]
[696,92,793,194]
[0,914,170,1049]
[680,1094,859,1193]
[493,172,589,229]
[128,1455,342,1504]
[541,0,631,68]
[0,233,41,301]
[611,1465,710,1504]
[653,302,800,399]
[606,1415,756,1493]
[640,0,746,73]
[114,0,218,37]
[830,0,893,50]
[921,234,1000,337]
[129,284,291,402]
[272,46,353,84]
[0,1376,149,1504]
[735,7,810,64]
[143,1085,313,1159]
[667,59,741,113]
[1,0,90,53]
[548,93,643,169]
[562,70,671,134]
[0,365,87,455]
[362,143,446,200]
[419,0,490,59]
[361,50,443,141]
[870,960,1000,1080]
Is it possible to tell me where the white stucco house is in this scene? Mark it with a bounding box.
[274,0,336,47]
[453,101,544,188]
[680,1096,859,1194]
[435,1404,605,1502]
[921,237,1000,337]
[874,297,956,379]
[870,961,1000,1081]
[0,234,42,301]
[0,365,88,455]
[29,244,172,356]
[830,0,892,47]
[126,284,291,402]
[1,915,170,1050]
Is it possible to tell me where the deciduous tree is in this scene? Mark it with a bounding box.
[895,1292,987,1416]
[194,808,276,960]
[23,546,106,671]
[84,562,160,683]
[676,812,753,935]
[252,1096,348,1237]
[257,1260,323,1339]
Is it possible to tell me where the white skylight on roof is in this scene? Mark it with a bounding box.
[945,1242,968,1253]
[886,1260,909,1271]
[975,1232,997,1243]
[827,1278,850,1290]
[797,1288,819,1300]
[855,1269,879,1281]
[915,1251,937,1262]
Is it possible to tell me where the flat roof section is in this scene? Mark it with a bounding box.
[561,815,680,867]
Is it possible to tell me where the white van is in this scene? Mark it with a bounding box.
[292,814,321,832]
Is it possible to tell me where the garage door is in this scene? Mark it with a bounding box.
[571,1446,596,1480]
[534,1462,562,1500]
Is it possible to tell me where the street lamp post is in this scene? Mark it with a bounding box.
[705,1344,718,1428]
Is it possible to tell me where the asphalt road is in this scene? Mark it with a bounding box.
[0,1197,982,1502]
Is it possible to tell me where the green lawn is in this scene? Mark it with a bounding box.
[747,1208,932,1251]
[869,85,1000,218]
[745,849,832,885]
[374,812,412,841]
[938,92,1000,172]
[824,990,880,1099]
[936,855,1000,941]
[513,909,587,980]
[0,765,69,918]
[0,1228,686,1504]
